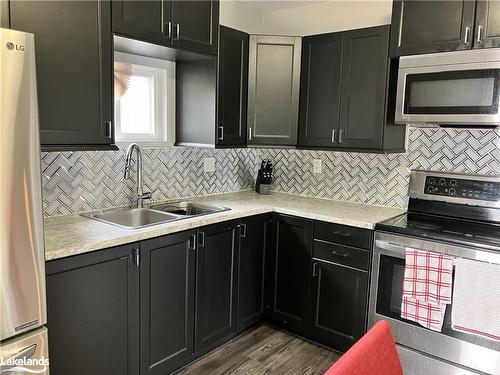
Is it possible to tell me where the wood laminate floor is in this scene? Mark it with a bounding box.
[177,325,339,375]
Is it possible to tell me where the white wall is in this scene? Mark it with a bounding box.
[220,0,392,36]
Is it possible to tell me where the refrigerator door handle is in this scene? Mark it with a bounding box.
[0,344,37,371]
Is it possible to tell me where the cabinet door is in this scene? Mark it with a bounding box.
[338,26,389,149]
[237,215,269,332]
[390,0,476,57]
[268,214,313,336]
[10,1,114,149]
[112,0,167,45]
[171,0,219,55]
[310,260,369,353]
[247,36,301,146]
[474,0,500,49]
[46,244,139,375]
[140,231,196,375]
[298,32,342,148]
[217,26,249,147]
[195,222,238,353]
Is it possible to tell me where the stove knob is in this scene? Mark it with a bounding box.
[439,178,446,186]
[427,186,435,193]
[428,177,436,185]
[449,188,456,195]
[450,180,457,187]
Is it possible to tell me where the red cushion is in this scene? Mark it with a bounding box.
[324,321,403,375]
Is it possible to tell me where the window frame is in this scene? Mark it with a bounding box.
[114,52,176,146]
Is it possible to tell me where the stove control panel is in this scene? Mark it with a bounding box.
[425,176,500,202]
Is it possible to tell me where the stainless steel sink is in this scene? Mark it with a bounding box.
[83,208,184,230]
[150,201,230,217]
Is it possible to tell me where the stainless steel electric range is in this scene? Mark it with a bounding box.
[369,170,500,375]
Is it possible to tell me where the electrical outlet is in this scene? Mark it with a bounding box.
[313,159,322,174]
[203,157,215,173]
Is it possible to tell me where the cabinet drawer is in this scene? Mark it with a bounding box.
[313,240,370,271]
[314,221,372,250]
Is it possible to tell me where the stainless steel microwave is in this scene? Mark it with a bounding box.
[395,49,500,127]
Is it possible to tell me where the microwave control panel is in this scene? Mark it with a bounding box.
[425,176,500,202]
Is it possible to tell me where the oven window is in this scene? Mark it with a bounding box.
[404,69,500,114]
[376,254,500,351]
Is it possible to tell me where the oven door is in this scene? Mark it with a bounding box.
[395,51,500,126]
[369,231,500,375]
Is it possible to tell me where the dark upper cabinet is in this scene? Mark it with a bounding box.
[1,0,8,28]
[338,26,389,149]
[298,25,406,152]
[237,214,269,332]
[390,0,476,57]
[217,26,249,147]
[140,231,196,375]
[112,0,166,44]
[475,0,500,48]
[171,1,219,55]
[45,244,139,375]
[310,260,369,353]
[247,35,302,146]
[10,1,114,151]
[268,214,313,336]
[195,222,238,353]
[112,0,218,55]
[298,32,343,148]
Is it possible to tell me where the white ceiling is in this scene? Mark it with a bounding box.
[233,0,324,13]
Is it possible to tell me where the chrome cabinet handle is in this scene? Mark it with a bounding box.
[339,129,344,143]
[312,262,318,277]
[331,250,350,258]
[175,24,180,40]
[248,127,252,140]
[189,234,196,251]
[133,248,140,267]
[198,232,205,247]
[240,223,247,238]
[464,26,470,44]
[331,129,336,143]
[166,21,172,39]
[218,126,224,140]
[105,121,113,139]
[477,25,483,44]
[334,230,351,237]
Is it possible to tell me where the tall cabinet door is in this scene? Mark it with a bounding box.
[217,26,249,147]
[46,244,140,375]
[268,214,313,336]
[140,231,196,375]
[474,0,500,49]
[298,32,343,148]
[10,1,114,149]
[112,0,167,44]
[247,35,301,146]
[338,26,389,149]
[195,222,238,353]
[171,0,219,55]
[310,260,369,352]
[390,0,476,57]
[237,215,269,332]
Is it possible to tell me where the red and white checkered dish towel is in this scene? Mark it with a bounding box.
[401,248,454,332]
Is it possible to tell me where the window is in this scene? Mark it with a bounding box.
[114,52,175,145]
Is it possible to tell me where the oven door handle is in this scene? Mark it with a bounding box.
[375,240,406,257]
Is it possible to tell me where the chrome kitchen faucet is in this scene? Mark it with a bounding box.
[124,143,152,208]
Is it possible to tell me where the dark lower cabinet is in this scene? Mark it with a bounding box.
[217,25,249,147]
[10,0,114,150]
[268,214,313,336]
[195,222,238,353]
[237,215,269,332]
[140,231,196,375]
[390,0,476,56]
[475,0,500,48]
[46,244,139,375]
[310,260,369,352]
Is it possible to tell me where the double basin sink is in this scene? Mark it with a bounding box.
[84,202,230,230]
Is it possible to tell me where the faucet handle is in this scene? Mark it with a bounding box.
[140,191,153,200]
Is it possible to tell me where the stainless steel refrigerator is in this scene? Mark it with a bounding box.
[0,28,49,374]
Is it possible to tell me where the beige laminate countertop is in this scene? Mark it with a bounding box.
[44,191,405,261]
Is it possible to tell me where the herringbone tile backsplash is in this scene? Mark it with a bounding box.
[41,127,500,217]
